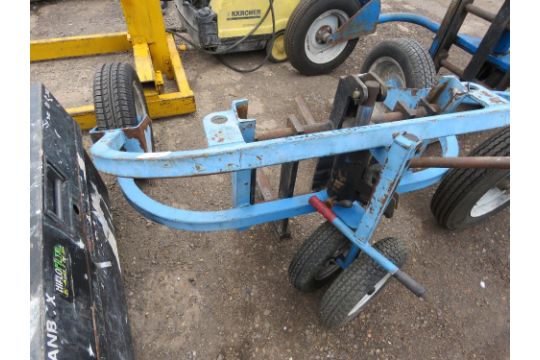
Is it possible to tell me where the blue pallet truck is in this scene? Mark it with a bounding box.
[86,51,509,327]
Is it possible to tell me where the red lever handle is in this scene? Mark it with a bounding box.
[309,196,336,222]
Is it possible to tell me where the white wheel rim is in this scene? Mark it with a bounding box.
[368,56,407,88]
[347,273,392,317]
[470,185,510,218]
[133,81,147,123]
[304,10,349,64]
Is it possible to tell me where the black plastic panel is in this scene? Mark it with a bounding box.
[30,84,134,360]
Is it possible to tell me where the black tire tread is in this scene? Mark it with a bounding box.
[431,127,510,229]
[361,38,436,88]
[319,237,408,328]
[93,62,142,130]
[288,222,348,292]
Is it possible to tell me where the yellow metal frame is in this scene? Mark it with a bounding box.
[213,0,301,38]
[30,0,195,130]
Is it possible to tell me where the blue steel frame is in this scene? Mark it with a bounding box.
[89,77,509,293]
[331,0,509,72]
[378,13,509,72]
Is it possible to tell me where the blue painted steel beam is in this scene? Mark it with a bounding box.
[118,177,329,231]
[378,13,440,32]
[90,79,508,180]
[354,134,420,240]
[91,105,508,179]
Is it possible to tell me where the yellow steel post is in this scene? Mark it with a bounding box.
[30,0,196,129]
[120,0,174,80]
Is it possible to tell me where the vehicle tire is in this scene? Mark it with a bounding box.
[267,30,288,63]
[361,38,436,88]
[285,0,361,75]
[93,62,148,130]
[431,127,510,230]
[288,222,350,292]
[319,237,408,328]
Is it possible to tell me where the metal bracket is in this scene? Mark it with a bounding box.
[327,0,381,44]
[90,116,154,153]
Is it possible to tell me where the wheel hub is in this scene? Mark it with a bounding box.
[314,243,349,281]
[347,273,392,317]
[368,56,407,88]
[315,25,332,44]
[304,9,349,64]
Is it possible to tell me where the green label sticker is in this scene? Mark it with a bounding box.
[53,244,71,299]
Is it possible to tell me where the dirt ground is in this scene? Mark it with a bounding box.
[30,0,509,359]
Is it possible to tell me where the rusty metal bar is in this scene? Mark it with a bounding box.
[295,96,317,125]
[273,114,306,239]
[373,107,431,122]
[254,152,297,239]
[371,111,407,122]
[255,108,436,141]
[275,162,299,239]
[409,156,509,169]
[255,122,331,141]
[465,3,496,23]
[255,169,274,202]
[440,58,465,78]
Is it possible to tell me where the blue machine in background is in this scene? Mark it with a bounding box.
[307,0,509,88]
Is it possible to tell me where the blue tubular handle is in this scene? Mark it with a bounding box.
[378,13,441,33]
[309,196,426,298]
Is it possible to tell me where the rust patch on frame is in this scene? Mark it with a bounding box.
[122,116,153,152]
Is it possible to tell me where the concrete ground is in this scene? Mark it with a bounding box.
[31,0,509,359]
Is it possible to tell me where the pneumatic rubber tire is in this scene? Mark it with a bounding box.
[319,237,408,328]
[361,38,436,88]
[93,62,148,130]
[431,127,510,230]
[284,0,361,75]
[288,222,349,292]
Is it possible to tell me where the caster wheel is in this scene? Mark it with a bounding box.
[285,0,361,75]
[431,127,510,230]
[319,237,408,328]
[361,38,436,88]
[288,222,350,292]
